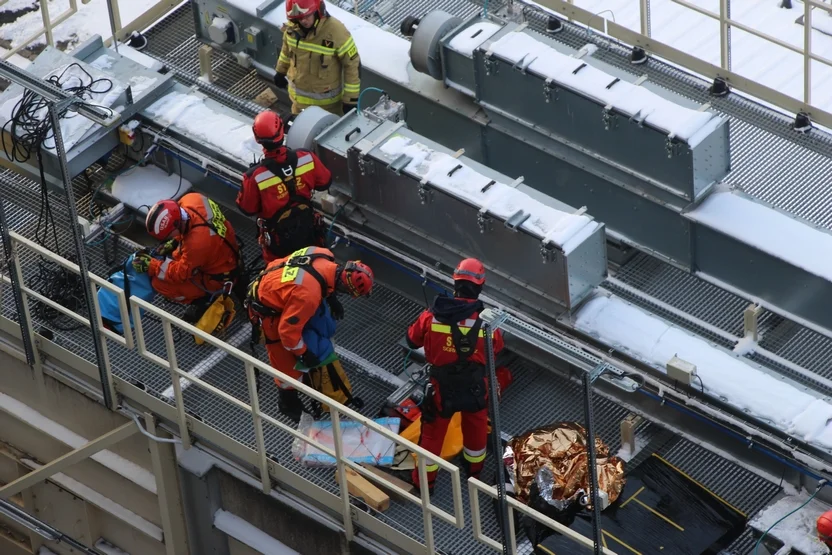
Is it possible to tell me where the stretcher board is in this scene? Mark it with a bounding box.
[534,454,747,555]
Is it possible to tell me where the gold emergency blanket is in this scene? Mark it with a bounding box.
[507,422,625,507]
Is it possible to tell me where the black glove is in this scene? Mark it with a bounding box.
[299,351,321,369]
[342,102,356,114]
[273,72,288,89]
[327,295,344,321]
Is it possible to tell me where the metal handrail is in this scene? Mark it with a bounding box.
[468,478,619,554]
[537,0,832,129]
[2,230,466,552]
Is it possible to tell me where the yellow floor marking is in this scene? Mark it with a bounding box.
[619,486,645,508]
[603,530,643,555]
[651,454,747,517]
[632,498,685,531]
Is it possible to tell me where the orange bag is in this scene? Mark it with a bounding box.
[400,412,464,460]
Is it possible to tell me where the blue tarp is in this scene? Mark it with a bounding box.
[97,253,155,333]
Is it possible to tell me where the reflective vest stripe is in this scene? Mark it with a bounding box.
[430,323,485,337]
[343,83,360,94]
[278,52,290,64]
[157,258,173,280]
[258,176,283,191]
[255,170,276,183]
[463,447,487,463]
[338,37,357,58]
[287,37,334,55]
[297,154,313,165]
[425,463,439,472]
[295,162,314,177]
[289,86,342,106]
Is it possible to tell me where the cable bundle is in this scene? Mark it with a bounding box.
[0,63,116,332]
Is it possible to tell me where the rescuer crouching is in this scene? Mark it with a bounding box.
[272,0,361,116]
[134,193,242,323]
[406,258,507,493]
[245,246,374,421]
[237,110,332,263]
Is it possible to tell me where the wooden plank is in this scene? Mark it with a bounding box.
[338,468,390,512]
[359,463,416,499]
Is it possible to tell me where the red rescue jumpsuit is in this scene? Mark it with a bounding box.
[248,247,338,389]
[148,193,239,304]
[236,148,332,263]
[407,297,505,489]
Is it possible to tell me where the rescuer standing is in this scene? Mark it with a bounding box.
[273,0,361,116]
[245,246,374,420]
[237,110,332,263]
[134,193,241,322]
[406,258,505,492]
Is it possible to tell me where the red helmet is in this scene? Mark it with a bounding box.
[818,510,832,545]
[145,200,181,241]
[252,110,285,150]
[339,261,374,297]
[453,258,486,285]
[286,0,324,20]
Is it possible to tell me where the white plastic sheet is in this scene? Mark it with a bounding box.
[292,413,401,467]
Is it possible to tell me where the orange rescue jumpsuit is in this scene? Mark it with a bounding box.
[148,193,240,304]
[249,246,338,388]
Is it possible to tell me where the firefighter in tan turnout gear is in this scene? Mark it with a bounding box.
[273,0,361,116]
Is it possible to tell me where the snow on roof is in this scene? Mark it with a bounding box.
[214,509,301,555]
[750,491,830,555]
[574,294,832,453]
[568,0,832,112]
[379,134,598,248]
[143,91,262,164]
[487,30,715,141]
[448,21,503,56]
[688,191,832,282]
[111,163,193,214]
[236,1,412,85]
[0,0,163,49]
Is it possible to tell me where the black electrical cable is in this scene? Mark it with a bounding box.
[1,63,116,331]
[693,373,705,395]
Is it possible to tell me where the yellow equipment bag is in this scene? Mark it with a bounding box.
[194,295,236,345]
[304,357,358,413]
[400,412,464,461]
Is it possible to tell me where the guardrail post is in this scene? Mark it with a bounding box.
[639,0,651,37]
[162,320,191,449]
[583,365,605,555]
[329,408,355,541]
[48,102,117,410]
[805,0,813,104]
[483,320,511,555]
[38,0,54,47]
[105,0,121,53]
[417,456,435,553]
[0,203,41,374]
[245,362,271,494]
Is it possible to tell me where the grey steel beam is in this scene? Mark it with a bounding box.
[146,413,191,555]
[0,420,138,499]
[483,319,510,555]
[0,499,103,554]
[48,102,117,410]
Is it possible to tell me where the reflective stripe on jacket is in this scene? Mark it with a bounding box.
[276,15,361,105]
[407,308,505,367]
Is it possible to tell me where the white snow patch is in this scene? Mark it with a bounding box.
[449,21,503,56]
[214,509,300,555]
[732,335,758,356]
[0,0,160,49]
[22,459,163,542]
[91,53,115,70]
[111,163,192,214]
[0,0,37,12]
[488,31,715,141]
[143,91,261,164]
[0,62,123,153]
[750,491,830,555]
[616,434,647,462]
[94,539,130,555]
[0,392,157,494]
[379,134,597,246]
[688,191,832,282]
[115,44,165,72]
[574,295,832,452]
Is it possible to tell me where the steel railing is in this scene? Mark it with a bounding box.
[0,0,180,61]
[537,0,832,129]
[0,227,620,553]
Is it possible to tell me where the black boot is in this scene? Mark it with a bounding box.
[182,297,212,324]
[278,388,304,422]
